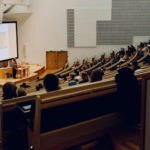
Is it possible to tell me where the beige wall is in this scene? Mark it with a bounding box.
[16,0,149,66]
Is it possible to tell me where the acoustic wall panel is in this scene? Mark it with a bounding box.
[67,9,74,48]
[97,0,150,45]
[67,0,150,47]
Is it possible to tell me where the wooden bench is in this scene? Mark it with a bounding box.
[0,95,39,150]
[30,81,123,150]
[0,79,126,150]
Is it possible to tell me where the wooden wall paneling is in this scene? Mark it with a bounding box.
[46,51,57,69]
[57,51,68,69]
[46,51,68,69]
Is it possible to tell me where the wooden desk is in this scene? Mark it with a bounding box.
[0,66,30,79]
[17,67,29,78]
[0,67,12,79]
[46,51,68,69]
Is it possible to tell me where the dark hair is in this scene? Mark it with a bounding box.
[90,69,103,82]
[3,82,17,100]
[70,72,76,80]
[17,88,27,97]
[82,72,88,81]
[115,67,137,88]
[79,72,89,84]
[43,74,59,92]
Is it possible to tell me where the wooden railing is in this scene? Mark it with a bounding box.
[120,50,138,68]
[137,52,149,63]
[53,62,69,75]
[80,61,102,74]
[106,50,138,71]
[60,64,82,77]
[96,59,113,71]
[55,65,72,76]
[106,60,120,71]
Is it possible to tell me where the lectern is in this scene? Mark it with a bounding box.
[46,51,68,69]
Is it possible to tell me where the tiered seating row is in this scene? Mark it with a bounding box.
[1,65,150,150]
[0,78,123,150]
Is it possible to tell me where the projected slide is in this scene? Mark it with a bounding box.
[0,23,18,61]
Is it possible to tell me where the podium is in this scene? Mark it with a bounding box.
[46,51,68,69]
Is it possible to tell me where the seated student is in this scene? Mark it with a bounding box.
[68,73,77,86]
[43,74,59,92]
[2,82,17,100]
[119,53,128,64]
[119,48,125,56]
[79,72,89,84]
[142,43,148,52]
[17,88,27,97]
[90,69,104,82]
[130,45,136,54]
[111,51,115,58]
[69,72,76,81]
[2,82,28,149]
[115,67,140,126]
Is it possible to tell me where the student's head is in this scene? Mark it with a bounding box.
[90,69,103,82]
[43,74,59,92]
[81,72,88,81]
[70,73,76,80]
[17,88,27,97]
[3,82,17,100]
[115,67,137,89]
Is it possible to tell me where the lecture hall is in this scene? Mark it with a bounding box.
[0,0,150,150]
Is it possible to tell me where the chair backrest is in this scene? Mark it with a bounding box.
[0,95,39,145]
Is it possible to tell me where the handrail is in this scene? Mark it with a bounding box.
[96,59,113,71]
[120,50,138,68]
[53,62,68,74]
[60,64,82,77]
[80,61,102,74]
[106,50,138,70]
[1,95,36,108]
[40,78,116,99]
[106,60,120,70]
[55,65,72,76]
[137,52,149,63]
[40,81,117,107]
[53,62,68,75]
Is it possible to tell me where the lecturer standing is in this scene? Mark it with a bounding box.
[12,58,17,78]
